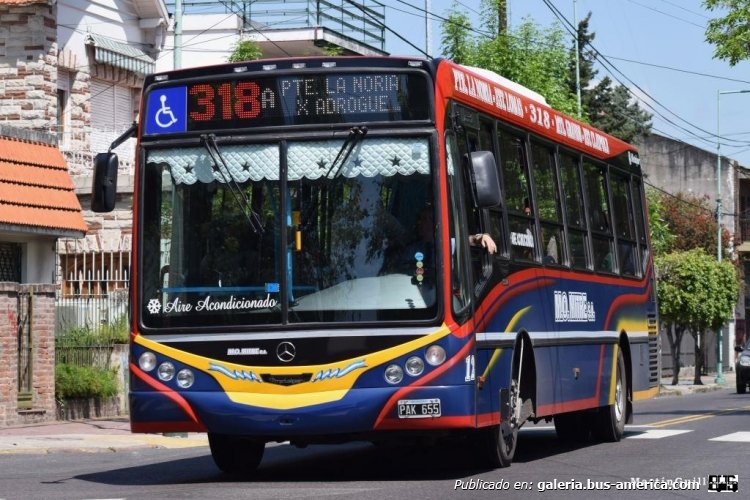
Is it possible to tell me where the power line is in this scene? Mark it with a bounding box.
[602,54,750,85]
[346,0,429,57]
[625,0,706,29]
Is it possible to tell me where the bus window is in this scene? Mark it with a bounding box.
[480,119,507,260]
[583,160,614,273]
[611,172,638,277]
[530,142,563,266]
[499,131,535,263]
[446,132,472,316]
[631,177,648,276]
[559,152,589,270]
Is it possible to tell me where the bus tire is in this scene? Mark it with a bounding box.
[208,433,265,475]
[554,411,591,442]
[591,349,627,442]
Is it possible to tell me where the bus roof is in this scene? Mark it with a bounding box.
[436,60,639,165]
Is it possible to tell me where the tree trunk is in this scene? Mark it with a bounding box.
[665,323,683,385]
[693,330,704,385]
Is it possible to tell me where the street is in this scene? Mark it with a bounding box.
[0,388,747,500]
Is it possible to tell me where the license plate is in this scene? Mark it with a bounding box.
[397,398,441,419]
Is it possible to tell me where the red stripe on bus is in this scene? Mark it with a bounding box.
[130,363,205,430]
[604,283,652,330]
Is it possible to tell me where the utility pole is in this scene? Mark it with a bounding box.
[173,0,182,69]
[574,0,582,118]
[425,0,432,57]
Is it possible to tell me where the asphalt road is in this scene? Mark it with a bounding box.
[0,389,747,500]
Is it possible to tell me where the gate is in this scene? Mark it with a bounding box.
[17,291,32,409]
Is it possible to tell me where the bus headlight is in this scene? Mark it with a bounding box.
[158,362,175,381]
[176,369,195,388]
[139,352,157,372]
[384,364,404,384]
[425,345,446,366]
[405,356,425,376]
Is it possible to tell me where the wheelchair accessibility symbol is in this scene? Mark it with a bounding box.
[145,86,187,135]
[155,95,178,128]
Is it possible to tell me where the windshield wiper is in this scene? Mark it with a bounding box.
[200,134,264,234]
[325,126,368,179]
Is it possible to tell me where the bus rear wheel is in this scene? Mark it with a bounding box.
[591,349,627,442]
[208,433,265,475]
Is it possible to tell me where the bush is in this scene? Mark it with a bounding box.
[57,315,129,347]
[55,364,119,400]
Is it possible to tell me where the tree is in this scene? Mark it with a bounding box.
[704,0,750,66]
[645,187,674,256]
[570,14,652,142]
[440,2,579,115]
[227,39,262,63]
[656,249,739,384]
[657,190,731,257]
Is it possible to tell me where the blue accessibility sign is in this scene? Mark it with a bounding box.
[144,86,187,135]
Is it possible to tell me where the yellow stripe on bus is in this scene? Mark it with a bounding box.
[134,325,452,409]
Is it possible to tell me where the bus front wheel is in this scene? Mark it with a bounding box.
[208,433,265,475]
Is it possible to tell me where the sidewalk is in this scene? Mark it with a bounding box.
[658,371,737,397]
[0,417,207,454]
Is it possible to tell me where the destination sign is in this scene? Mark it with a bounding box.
[143,73,430,134]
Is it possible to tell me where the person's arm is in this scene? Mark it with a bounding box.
[470,233,497,254]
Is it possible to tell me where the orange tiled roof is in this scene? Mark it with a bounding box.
[0,135,87,235]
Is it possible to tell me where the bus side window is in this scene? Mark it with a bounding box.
[530,141,563,266]
[559,152,589,270]
[611,172,638,277]
[446,132,472,317]
[583,160,615,273]
[631,177,648,277]
[499,131,536,265]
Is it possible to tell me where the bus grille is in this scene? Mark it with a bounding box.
[648,315,659,385]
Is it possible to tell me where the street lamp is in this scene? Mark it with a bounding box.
[715,89,750,384]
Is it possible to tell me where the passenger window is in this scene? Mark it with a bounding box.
[499,131,535,263]
[611,173,638,276]
[583,160,614,273]
[559,153,588,270]
[530,142,563,266]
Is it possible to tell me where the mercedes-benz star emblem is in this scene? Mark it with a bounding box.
[276,341,296,363]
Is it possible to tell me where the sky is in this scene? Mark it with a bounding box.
[384,0,750,167]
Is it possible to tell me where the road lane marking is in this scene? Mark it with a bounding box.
[647,406,750,428]
[708,431,750,442]
[625,429,692,439]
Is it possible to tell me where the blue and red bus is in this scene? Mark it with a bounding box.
[93,56,659,473]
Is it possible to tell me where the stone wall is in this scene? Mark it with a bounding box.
[0,283,56,427]
[0,1,57,129]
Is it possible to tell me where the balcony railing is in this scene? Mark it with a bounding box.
[49,124,136,176]
[168,0,386,52]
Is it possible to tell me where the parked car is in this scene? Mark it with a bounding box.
[735,340,750,394]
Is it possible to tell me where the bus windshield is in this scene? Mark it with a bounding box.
[140,135,437,329]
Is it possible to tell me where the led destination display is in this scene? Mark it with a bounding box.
[144,72,430,134]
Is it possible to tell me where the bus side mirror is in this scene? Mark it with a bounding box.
[91,152,119,213]
[468,151,501,208]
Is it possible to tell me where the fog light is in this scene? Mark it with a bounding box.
[176,369,194,388]
[384,364,404,384]
[425,345,446,366]
[158,362,175,381]
[139,351,157,372]
[405,356,424,376]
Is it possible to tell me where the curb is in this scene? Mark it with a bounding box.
[0,433,208,455]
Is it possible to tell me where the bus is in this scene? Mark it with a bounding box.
[92,56,659,473]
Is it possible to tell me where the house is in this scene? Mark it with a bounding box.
[0,126,85,426]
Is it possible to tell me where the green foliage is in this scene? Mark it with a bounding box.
[320,43,345,56]
[227,39,262,62]
[57,315,129,347]
[704,0,750,66]
[645,187,674,256]
[655,249,739,333]
[55,364,119,400]
[440,2,579,115]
